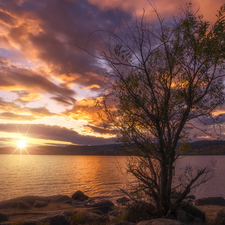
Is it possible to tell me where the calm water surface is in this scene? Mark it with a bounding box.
[0,154,224,202]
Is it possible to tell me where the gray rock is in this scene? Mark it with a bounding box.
[33,200,48,208]
[10,201,31,210]
[195,197,225,206]
[36,212,70,225]
[74,210,104,223]
[117,197,130,203]
[113,221,136,225]
[92,200,114,207]
[176,209,203,224]
[90,205,113,214]
[0,196,48,209]
[49,195,71,204]
[62,199,73,205]
[108,210,122,217]
[72,200,87,207]
[185,195,196,200]
[181,203,206,222]
[137,218,184,225]
[71,190,89,201]
[0,213,8,222]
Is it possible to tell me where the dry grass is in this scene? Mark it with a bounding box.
[196,205,225,224]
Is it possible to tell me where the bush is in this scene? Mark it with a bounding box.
[70,212,84,225]
[124,201,157,223]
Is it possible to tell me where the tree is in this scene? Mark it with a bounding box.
[83,4,225,217]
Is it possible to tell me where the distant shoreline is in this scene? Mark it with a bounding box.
[1,140,225,155]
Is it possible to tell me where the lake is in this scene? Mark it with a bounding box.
[0,154,224,203]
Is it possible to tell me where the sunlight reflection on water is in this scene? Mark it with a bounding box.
[0,154,224,202]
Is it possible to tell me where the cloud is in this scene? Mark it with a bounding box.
[0,112,35,121]
[0,67,76,97]
[14,91,42,103]
[0,10,17,26]
[0,0,223,144]
[0,98,56,120]
[64,97,102,123]
[0,0,132,92]
[83,124,116,135]
[0,123,115,145]
[50,95,76,106]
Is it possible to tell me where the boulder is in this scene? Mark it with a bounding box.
[10,201,31,210]
[117,197,130,204]
[181,203,206,222]
[90,205,113,214]
[62,199,73,205]
[176,209,203,224]
[73,210,103,224]
[71,190,89,201]
[36,212,70,225]
[195,197,225,206]
[49,195,71,204]
[125,201,156,222]
[0,196,48,209]
[33,200,48,208]
[214,209,225,225]
[0,213,8,222]
[72,200,87,207]
[185,195,196,200]
[137,218,184,225]
[108,210,122,217]
[92,200,114,207]
[113,221,136,225]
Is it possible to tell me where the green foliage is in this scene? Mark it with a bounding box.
[11,221,24,225]
[70,212,84,225]
[95,2,225,217]
[113,212,127,222]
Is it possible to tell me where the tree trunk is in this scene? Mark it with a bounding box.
[159,162,170,216]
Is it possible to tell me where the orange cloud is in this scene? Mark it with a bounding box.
[88,0,225,22]
[65,97,102,123]
[19,93,42,102]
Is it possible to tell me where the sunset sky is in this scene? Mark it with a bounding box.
[0,0,224,148]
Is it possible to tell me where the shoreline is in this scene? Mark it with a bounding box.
[0,194,225,224]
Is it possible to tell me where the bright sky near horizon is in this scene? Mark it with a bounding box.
[0,0,224,148]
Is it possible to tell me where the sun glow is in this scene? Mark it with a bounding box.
[18,140,26,149]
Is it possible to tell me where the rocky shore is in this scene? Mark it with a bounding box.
[0,191,225,225]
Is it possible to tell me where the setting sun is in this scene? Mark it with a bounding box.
[18,140,26,149]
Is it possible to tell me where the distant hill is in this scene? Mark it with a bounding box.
[0,144,125,156]
[1,140,225,155]
[179,140,225,155]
